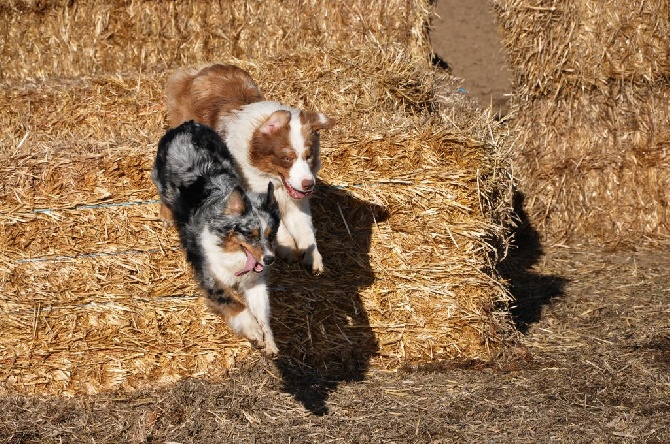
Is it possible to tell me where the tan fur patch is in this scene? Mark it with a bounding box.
[250,111,295,177]
[221,233,263,265]
[205,290,246,318]
[221,233,241,254]
[159,203,174,224]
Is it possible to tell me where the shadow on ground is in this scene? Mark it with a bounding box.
[269,182,388,415]
[497,192,567,333]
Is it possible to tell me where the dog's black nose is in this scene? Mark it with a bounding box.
[263,255,275,265]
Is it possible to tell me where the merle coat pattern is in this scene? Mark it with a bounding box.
[152,121,281,355]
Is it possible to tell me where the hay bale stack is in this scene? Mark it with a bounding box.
[0,1,514,396]
[493,0,670,245]
[0,0,429,80]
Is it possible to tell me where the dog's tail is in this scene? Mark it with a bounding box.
[156,121,228,194]
[166,64,263,130]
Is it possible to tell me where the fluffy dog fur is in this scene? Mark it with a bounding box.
[152,120,281,356]
[166,64,335,274]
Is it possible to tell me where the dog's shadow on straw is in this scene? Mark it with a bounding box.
[270,182,387,415]
[497,191,567,332]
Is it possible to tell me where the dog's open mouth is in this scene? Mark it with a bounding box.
[280,175,313,200]
[235,248,264,276]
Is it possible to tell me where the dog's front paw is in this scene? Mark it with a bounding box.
[230,310,265,346]
[244,326,265,348]
[264,339,279,357]
[303,246,324,275]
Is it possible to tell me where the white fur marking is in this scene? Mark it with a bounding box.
[228,309,264,344]
[287,113,314,192]
[200,227,244,287]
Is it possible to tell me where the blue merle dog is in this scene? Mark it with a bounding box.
[152,120,280,355]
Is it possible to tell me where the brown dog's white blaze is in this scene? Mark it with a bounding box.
[298,110,335,181]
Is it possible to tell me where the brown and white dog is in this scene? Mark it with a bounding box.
[166,64,335,274]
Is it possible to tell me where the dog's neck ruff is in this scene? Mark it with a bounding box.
[235,247,264,276]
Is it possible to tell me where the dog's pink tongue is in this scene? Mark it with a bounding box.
[235,249,263,276]
[281,175,311,200]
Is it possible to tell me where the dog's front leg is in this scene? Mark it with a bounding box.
[276,221,300,263]
[242,279,278,357]
[282,198,323,275]
[205,290,266,349]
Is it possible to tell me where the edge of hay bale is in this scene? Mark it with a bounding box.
[0,0,431,80]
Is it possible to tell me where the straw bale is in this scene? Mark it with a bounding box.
[510,82,670,244]
[494,0,670,98]
[0,0,431,80]
[0,2,515,395]
[493,0,670,245]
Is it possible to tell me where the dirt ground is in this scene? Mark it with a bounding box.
[431,0,511,118]
[2,1,669,443]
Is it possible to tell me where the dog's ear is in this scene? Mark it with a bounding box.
[259,110,291,135]
[301,110,336,131]
[265,182,277,208]
[225,187,247,215]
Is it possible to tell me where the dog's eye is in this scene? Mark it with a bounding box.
[239,228,260,239]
